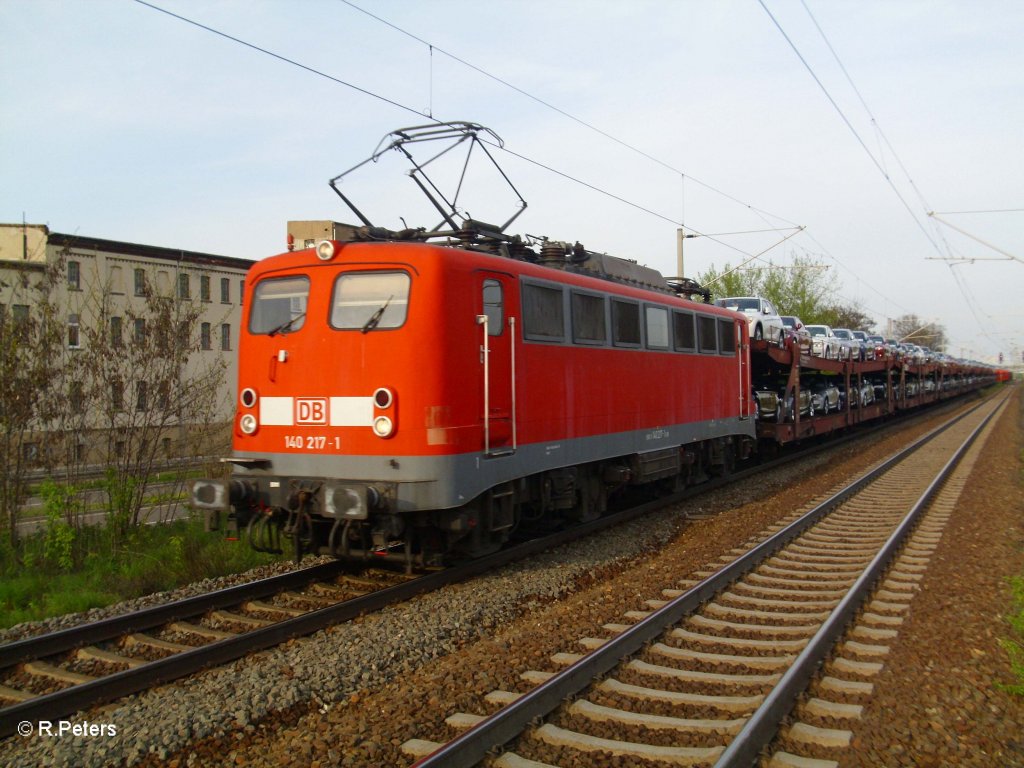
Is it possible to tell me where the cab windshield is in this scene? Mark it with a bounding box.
[249,276,309,335]
[330,271,410,331]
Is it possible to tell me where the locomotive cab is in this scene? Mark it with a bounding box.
[192,239,524,565]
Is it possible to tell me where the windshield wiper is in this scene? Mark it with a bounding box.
[361,296,394,334]
[268,312,306,337]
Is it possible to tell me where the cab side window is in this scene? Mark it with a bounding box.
[483,279,503,336]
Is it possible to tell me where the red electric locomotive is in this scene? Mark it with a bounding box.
[191,123,756,566]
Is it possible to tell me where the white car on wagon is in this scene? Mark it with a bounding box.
[713,296,787,347]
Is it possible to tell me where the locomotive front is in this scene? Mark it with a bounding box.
[191,238,486,565]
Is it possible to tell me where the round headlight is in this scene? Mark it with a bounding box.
[239,414,258,435]
[372,415,393,438]
[240,388,258,409]
[373,387,393,409]
[316,240,337,261]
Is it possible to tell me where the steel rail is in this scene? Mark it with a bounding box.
[715,391,1007,767]
[0,560,349,668]
[0,390,991,739]
[410,391,1004,768]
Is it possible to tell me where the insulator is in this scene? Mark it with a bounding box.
[539,241,568,265]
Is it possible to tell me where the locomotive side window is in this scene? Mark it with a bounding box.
[718,318,736,355]
[673,310,696,352]
[331,271,410,331]
[645,306,669,350]
[571,291,606,344]
[482,279,503,336]
[249,276,309,335]
[698,315,718,353]
[522,282,565,341]
[611,299,641,347]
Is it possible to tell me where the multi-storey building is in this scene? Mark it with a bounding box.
[0,223,253,465]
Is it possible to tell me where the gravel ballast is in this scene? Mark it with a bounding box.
[1,393,1019,767]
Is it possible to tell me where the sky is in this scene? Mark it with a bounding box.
[1,0,1021,364]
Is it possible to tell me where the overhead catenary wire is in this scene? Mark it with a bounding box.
[359,0,969,338]
[132,0,797,266]
[926,214,1023,264]
[337,0,801,230]
[931,208,1024,215]
[135,0,988,352]
[798,0,953,256]
[765,0,1008,350]
[758,0,948,259]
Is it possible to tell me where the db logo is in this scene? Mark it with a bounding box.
[295,398,328,425]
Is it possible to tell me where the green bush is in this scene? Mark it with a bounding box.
[1,516,282,629]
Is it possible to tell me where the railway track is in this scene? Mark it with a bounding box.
[402,390,1009,768]
[0,562,417,738]
[0,391,994,743]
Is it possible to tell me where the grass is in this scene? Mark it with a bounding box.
[0,517,283,630]
[1003,575,1024,696]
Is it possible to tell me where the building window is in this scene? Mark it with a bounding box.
[115,440,125,458]
[201,322,211,350]
[67,313,81,349]
[220,277,230,304]
[136,381,148,412]
[11,305,30,341]
[68,260,81,290]
[70,382,84,413]
[239,280,245,305]
[23,442,39,464]
[109,265,124,294]
[75,443,85,462]
[134,317,146,344]
[162,437,172,456]
[110,316,123,347]
[221,323,231,351]
[134,268,146,296]
[178,273,190,300]
[112,380,124,410]
[200,275,211,302]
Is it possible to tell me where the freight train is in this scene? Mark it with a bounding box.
[189,123,996,568]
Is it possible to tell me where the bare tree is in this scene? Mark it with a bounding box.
[78,271,227,537]
[0,259,63,553]
[2,242,230,556]
[821,303,876,333]
[891,314,947,351]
